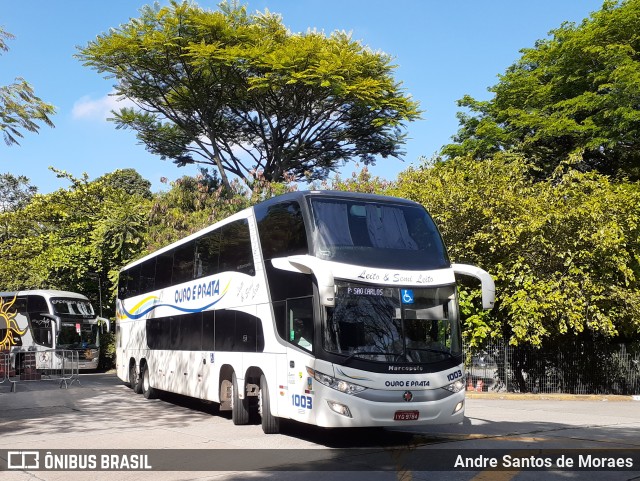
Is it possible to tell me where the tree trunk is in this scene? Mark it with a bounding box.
[212,153,232,192]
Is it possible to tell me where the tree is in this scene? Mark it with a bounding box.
[95,168,153,199]
[0,173,37,245]
[0,169,151,315]
[0,173,37,212]
[442,0,640,180]
[76,1,420,190]
[0,28,55,146]
[390,154,640,348]
[147,168,296,251]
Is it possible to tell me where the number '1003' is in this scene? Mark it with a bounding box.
[292,394,312,409]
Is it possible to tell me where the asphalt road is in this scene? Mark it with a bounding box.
[0,372,639,481]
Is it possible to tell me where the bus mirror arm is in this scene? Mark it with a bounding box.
[39,313,61,349]
[271,255,335,307]
[451,263,495,310]
[40,313,62,331]
[98,317,111,332]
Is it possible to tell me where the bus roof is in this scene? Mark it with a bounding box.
[0,290,90,300]
[120,190,425,272]
[257,190,423,210]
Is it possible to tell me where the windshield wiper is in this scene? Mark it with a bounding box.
[406,347,454,358]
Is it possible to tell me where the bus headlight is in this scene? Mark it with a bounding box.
[443,379,465,393]
[306,367,367,394]
[326,400,353,418]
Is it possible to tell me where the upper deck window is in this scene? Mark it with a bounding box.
[309,198,449,270]
[51,298,95,319]
[255,201,308,260]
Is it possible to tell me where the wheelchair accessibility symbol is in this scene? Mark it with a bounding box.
[401,289,414,304]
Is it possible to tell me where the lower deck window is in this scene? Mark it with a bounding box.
[146,310,264,352]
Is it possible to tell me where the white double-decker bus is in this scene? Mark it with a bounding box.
[116,191,494,433]
[0,289,109,371]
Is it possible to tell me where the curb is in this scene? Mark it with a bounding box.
[465,392,638,402]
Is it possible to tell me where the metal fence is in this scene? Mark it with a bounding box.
[0,350,81,392]
[464,340,640,395]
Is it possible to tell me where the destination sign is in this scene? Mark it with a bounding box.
[340,286,394,297]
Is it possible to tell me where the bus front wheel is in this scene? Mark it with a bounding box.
[231,372,250,425]
[259,374,280,434]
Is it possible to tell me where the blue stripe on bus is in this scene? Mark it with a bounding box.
[122,296,227,320]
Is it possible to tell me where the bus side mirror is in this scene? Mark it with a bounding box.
[272,255,335,307]
[451,263,495,310]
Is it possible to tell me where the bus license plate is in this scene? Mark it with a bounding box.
[394,410,419,421]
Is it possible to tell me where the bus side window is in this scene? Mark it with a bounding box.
[118,271,131,299]
[181,313,202,351]
[0,296,25,346]
[26,295,48,314]
[236,311,257,352]
[256,201,308,260]
[195,230,221,279]
[202,311,215,350]
[2,296,27,315]
[139,258,157,294]
[286,297,314,352]
[129,265,142,297]
[172,241,195,285]
[215,310,235,351]
[219,220,254,276]
[155,250,174,291]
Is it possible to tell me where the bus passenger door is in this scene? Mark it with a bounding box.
[284,297,316,422]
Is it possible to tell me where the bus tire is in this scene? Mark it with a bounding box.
[142,364,158,400]
[128,364,136,389]
[260,374,280,434]
[131,363,143,394]
[231,372,249,425]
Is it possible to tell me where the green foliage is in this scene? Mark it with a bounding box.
[457,287,501,349]
[0,28,55,146]
[95,168,153,199]
[390,154,640,347]
[0,173,37,212]
[0,168,151,314]
[147,168,297,251]
[3,159,637,357]
[316,165,393,194]
[0,161,301,318]
[98,331,116,371]
[76,1,420,189]
[442,0,640,180]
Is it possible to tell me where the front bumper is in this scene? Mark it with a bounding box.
[311,386,465,428]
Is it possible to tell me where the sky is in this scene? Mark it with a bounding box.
[1,0,605,194]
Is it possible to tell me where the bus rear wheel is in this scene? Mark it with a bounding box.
[231,372,250,425]
[128,364,136,389]
[142,364,158,399]
[259,374,280,434]
[130,363,143,394]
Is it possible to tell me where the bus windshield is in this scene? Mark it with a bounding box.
[57,322,99,349]
[50,297,95,319]
[309,198,449,270]
[51,297,99,348]
[323,282,461,364]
